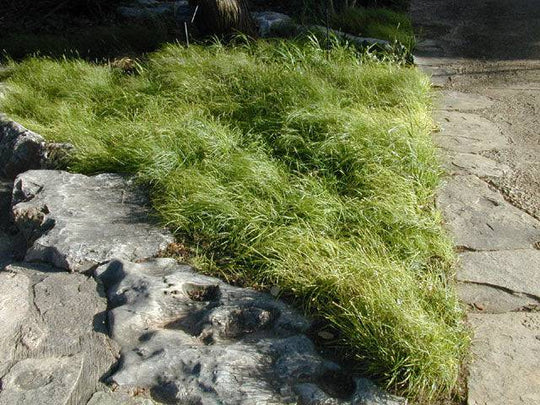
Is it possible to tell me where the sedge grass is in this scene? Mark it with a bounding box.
[0,38,468,401]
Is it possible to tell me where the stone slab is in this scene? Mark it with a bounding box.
[458,282,538,313]
[0,263,120,404]
[87,391,156,405]
[437,175,540,250]
[458,250,540,299]
[0,120,44,179]
[467,313,540,405]
[12,170,174,272]
[440,152,511,178]
[96,258,403,405]
[438,91,495,111]
[434,111,508,153]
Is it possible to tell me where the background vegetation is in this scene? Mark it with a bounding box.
[0,38,468,401]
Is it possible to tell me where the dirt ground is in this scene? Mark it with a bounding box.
[411,0,540,220]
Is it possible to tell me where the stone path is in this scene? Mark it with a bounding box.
[411,1,540,404]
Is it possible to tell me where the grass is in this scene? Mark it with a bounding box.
[331,7,415,48]
[0,38,468,401]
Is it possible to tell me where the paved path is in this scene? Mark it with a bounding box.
[410,1,540,404]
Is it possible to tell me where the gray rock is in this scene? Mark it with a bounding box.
[0,355,84,405]
[467,313,540,405]
[436,175,540,250]
[12,170,174,272]
[252,11,293,37]
[458,250,540,300]
[95,258,389,404]
[458,282,537,313]
[434,111,508,153]
[0,180,23,266]
[0,119,45,179]
[0,271,31,376]
[0,263,120,405]
[352,378,405,405]
[440,152,511,178]
[437,91,494,112]
[87,391,157,405]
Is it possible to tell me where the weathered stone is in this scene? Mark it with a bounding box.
[0,119,45,179]
[0,263,120,404]
[12,170,174,272]
[434,111,508,153]
[87,391,157,405]
[458,250,540,300]
[0,355,84,405]
[352,378,405,405]
[436,175,540,250]
[467,313,540,405]
[438,91,495,111]
[458,282,537,313]
[440,152,511,178]
[0,271,31,376]
[0,180,23,266]
[95,258,392,404]
[252,11,293,37]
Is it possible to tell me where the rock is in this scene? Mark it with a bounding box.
[0,355,84,405]
[440,152,511,178]
[252,11,292,37]
[467,313,540,405]
[458,282,537,314]
[0,271,31,376]
[0,180,23,266]
[0,119,45,179]
[458,250,540,300]
[0,263,120,405]
[434,111,508,153]
[12,170,174,272]
[437,91,494,112]
[87,391,156,405]
[436,175,540,250]
[352,378,405,405]
[95,258,384,404]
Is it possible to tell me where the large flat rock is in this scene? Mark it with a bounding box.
[434,111,508,153]
[437,91,495,112]
[96,258,404,405]
[440,152,510,178]
[437,175,540,250]
[458,250,540,299]
[12,170,174,272]
[467,313,540,405]
[0,263,120,405]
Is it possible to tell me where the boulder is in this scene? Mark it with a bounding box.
[0,119,45,179]
[95,258,402,404]
[0,263,120,405]
[252,11,292,37]
[12,170,174,272]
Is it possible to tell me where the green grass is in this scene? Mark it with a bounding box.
[0,38,468,401]
[331,7,415,48]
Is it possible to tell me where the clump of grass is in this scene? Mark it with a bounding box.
[0,38,468,400]
[331,7,415,48]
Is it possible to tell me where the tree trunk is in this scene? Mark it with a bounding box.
[189,0,256,36]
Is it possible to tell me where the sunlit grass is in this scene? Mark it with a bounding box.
[0,38,468,401]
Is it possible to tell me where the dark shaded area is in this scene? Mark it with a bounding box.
[412,0,540,60]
